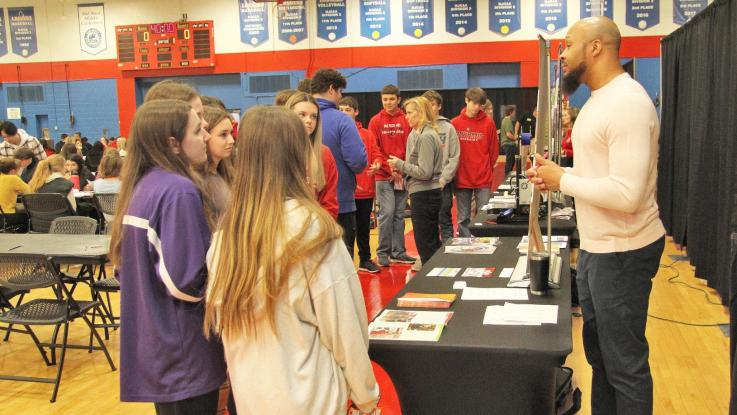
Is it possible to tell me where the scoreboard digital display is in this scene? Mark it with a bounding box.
[115,20,215,71]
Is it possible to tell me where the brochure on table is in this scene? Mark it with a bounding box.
[369,310,454,342]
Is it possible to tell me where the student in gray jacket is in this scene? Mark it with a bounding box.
[388,96,443,265]
[422,90,460,244]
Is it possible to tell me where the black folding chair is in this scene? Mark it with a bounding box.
[0,205,28,233]
[21,193,76,233]
[92,193,118,234]
[0,254,116,402]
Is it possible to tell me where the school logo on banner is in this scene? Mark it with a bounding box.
[489,0,520,36]
[580,0,613,19]
[626,0,659,30]
[360,0,391,41]
[446,0,477,37]
[673,0,707,25]
[535,0,567,34]
[8,7,38,58]
[277,1,307,44]
[0,9,8,57]
[78,3,107,55]
[239,0,269,46]
[317,0,347,42]
[403,0,434,39]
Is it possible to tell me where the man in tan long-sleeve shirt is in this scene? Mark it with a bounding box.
[529,17,665,415]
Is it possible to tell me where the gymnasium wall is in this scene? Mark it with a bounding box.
[0,0,705,139]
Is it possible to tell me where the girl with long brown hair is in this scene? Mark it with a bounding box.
[109,99,225,415]
[201,105,235,219]
[204,106,379,414]
[284,91,339,219]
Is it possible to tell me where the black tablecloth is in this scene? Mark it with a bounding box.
[369,237,572,415]
[469,210,578,238]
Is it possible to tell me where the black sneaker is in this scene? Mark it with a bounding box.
[358,260,380,273]
[377,256,391,267]
[390,254,417,264]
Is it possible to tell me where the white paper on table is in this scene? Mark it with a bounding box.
[498,268,514,279]
[460,287,528,301]
[426,267,461,277]
[483,306,542,325]
[452,281,467,290]
[500,302,559,324]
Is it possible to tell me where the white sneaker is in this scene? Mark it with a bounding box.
[411,258,422,272]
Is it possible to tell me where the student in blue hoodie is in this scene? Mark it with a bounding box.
[312,68,368,256]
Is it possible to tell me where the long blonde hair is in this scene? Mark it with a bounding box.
[28,154,65,192]
[403,96,439,133]
[109,100,216,266]
[284,91,326,191]
[204,106,342,339]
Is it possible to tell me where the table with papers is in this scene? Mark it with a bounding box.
[469,209,578,239]
[368,236,572,415]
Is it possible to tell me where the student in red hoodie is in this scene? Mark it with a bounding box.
[339,96,382,273]
[451,87,499,237]
[368,84,417,267]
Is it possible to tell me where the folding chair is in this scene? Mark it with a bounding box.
[0,205,28,233]
[92,193,118,234]
[21,193,76,233]
[0,254,116,402]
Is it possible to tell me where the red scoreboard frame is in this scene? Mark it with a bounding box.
[115,20,215,71]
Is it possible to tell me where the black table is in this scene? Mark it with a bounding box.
[469,210,577,238]
[369,237,572,415]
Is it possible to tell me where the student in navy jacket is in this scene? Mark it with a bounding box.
[312,68,367,256]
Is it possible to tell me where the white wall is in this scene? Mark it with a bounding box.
[0,0,702,64]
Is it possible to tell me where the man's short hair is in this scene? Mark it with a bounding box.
[338,96,359,110]
[465,87,487,105]
[421,90,443,106]
[274,89,297,106]
[297,78,312,93]
[311,69,347,94]
[381,84,400,96]
[14,148,34,161]
[1,121,18,137]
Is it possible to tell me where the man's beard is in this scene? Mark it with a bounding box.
[562,62,586,95]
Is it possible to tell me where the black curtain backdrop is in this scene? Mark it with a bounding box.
[659,1,737,411]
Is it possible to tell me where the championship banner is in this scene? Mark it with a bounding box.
[360,0,391,41]
[277,1,307,44]
[673,0,707,25]
[317,0,347,42]
[626,0,659,31]
[445,0,477,37]
[0,9,8,57]
[8,7,37,58]
[239,0,269,46]
[535,0,567,34]
[78,3,107,55]
[402,0,434,39]
[580,0,613,19]
[489,0,520,36]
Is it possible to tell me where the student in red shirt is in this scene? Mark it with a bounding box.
[339,96,382,273]
[368,84,416,267]
[286,92,339,219]
[451,87,499,237]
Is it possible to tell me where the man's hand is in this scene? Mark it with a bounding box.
[527,154,564,192]
[367,160,381,175]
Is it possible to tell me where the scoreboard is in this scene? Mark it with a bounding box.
[115,20,215,71]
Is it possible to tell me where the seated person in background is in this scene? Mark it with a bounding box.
[28,154,76,210]
[65,154,95,190]
[14,148,38,183]
[117,137,128,157]
[59,142,78,160]
[42,139,55,157]
[89,153,122,193]
[85,141,105,173]
[0,158,30,232]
